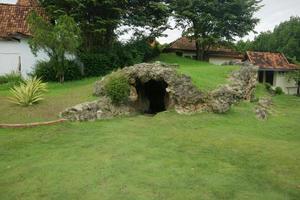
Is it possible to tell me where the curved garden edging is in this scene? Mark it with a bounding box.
[0,119,67,129]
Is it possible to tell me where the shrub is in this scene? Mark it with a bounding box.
[9,77,47,106]
[0,72,23,85]
[79,52,118,77]
[79,39,161,78]
[33,59,83,82]
[265,83,272,91]
[275,87,284,95]
[104,71,130,104]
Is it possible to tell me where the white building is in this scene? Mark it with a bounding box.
[0,0,48,76]
[246,51,299,95]
[164,37,244,65]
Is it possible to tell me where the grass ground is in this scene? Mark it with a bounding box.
[0,54,300,199]
[157,53,239,91]
[0,78,97,124]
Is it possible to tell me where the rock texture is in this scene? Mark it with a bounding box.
[60,97,133,121]
[255,97,272,120]
[61,61,258,121]
[94,62,205,113]
[208,63,258,113]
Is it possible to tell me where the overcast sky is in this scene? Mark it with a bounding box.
[2,0,300,44]
[156,0,300,44]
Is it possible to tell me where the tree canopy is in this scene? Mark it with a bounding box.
[171,0,261,60]
[235,17,300,62]
[38,0,170,51]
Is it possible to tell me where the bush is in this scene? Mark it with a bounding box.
[275,87,284,95]
[79,52,119,77]
[9,77,47,106]
[33,59,83,82]
[265,83,272,91]
[104,71,130,104]
[0,72,23,85]
[79,39,161,78]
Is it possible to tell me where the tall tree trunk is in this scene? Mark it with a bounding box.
[297,82,300,96]
[195,40,205,60]
[105,27,115,48]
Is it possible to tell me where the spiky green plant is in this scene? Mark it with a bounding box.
[9,77,47,106]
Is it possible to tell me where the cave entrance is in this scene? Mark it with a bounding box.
[136,80,169,114]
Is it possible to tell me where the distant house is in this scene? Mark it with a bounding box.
[0,0,48,76]
[246,51,299,94]
[164,37,244,65]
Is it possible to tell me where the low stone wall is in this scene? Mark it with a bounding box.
[61,62,258,121]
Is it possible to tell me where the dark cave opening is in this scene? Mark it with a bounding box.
[136,80,169,114]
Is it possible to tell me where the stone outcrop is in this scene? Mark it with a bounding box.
[208,63,258,113]
[60,97,134,121]
[255,97,272,120]
[61,61,258,121]
[62,63,205,121]
[94,62,205,113]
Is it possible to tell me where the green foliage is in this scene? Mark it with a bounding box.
[104,71,130,104]
[286,69,300,95]
[171,0,261,60]
[39,0,170,50]
[9,77,47,106]
[33,60,83,82]
[238,17,300,62]
[0,72,23,85]
[275,87,284,95]
[235,40,254,53]
[27,12,81,83]
[265,83,272,91]
[80,39,161,77]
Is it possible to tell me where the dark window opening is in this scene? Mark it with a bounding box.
[258,71,264,83]
[265,71,274,85]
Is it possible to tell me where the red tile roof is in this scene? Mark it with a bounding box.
[167,37,243,59]
[246,51,298,71]
[169,37,235,52]
[0,0,42,39]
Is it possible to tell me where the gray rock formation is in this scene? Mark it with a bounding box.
[61,62,258,121]
[208,64,258,113]
[62,63,205,121]
[255,97,272,120]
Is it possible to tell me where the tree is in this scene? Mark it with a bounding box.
[38,0,170,51]
[27,12,81,83]
[244,17,300,62]
[271,16,300,61]
[251,31,275,52]
[287,68,300,96]
[171,0,261,60]
[235,39,253,53]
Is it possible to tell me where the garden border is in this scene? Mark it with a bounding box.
[0,119,67,129]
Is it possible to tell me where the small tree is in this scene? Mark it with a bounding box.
[27,12,81,83]
[287,69,300,96]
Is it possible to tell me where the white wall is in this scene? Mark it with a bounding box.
[274,72,297,95]
[0,38,48,77]
[209,57,241,66]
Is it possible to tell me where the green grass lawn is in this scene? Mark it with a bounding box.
[0,78,98,124]
[0,54,300,199]
[157,53,239,91]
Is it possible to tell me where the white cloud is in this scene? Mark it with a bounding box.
[157,0,300,44]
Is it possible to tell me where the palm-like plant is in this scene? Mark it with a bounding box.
[9,77,47,106]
